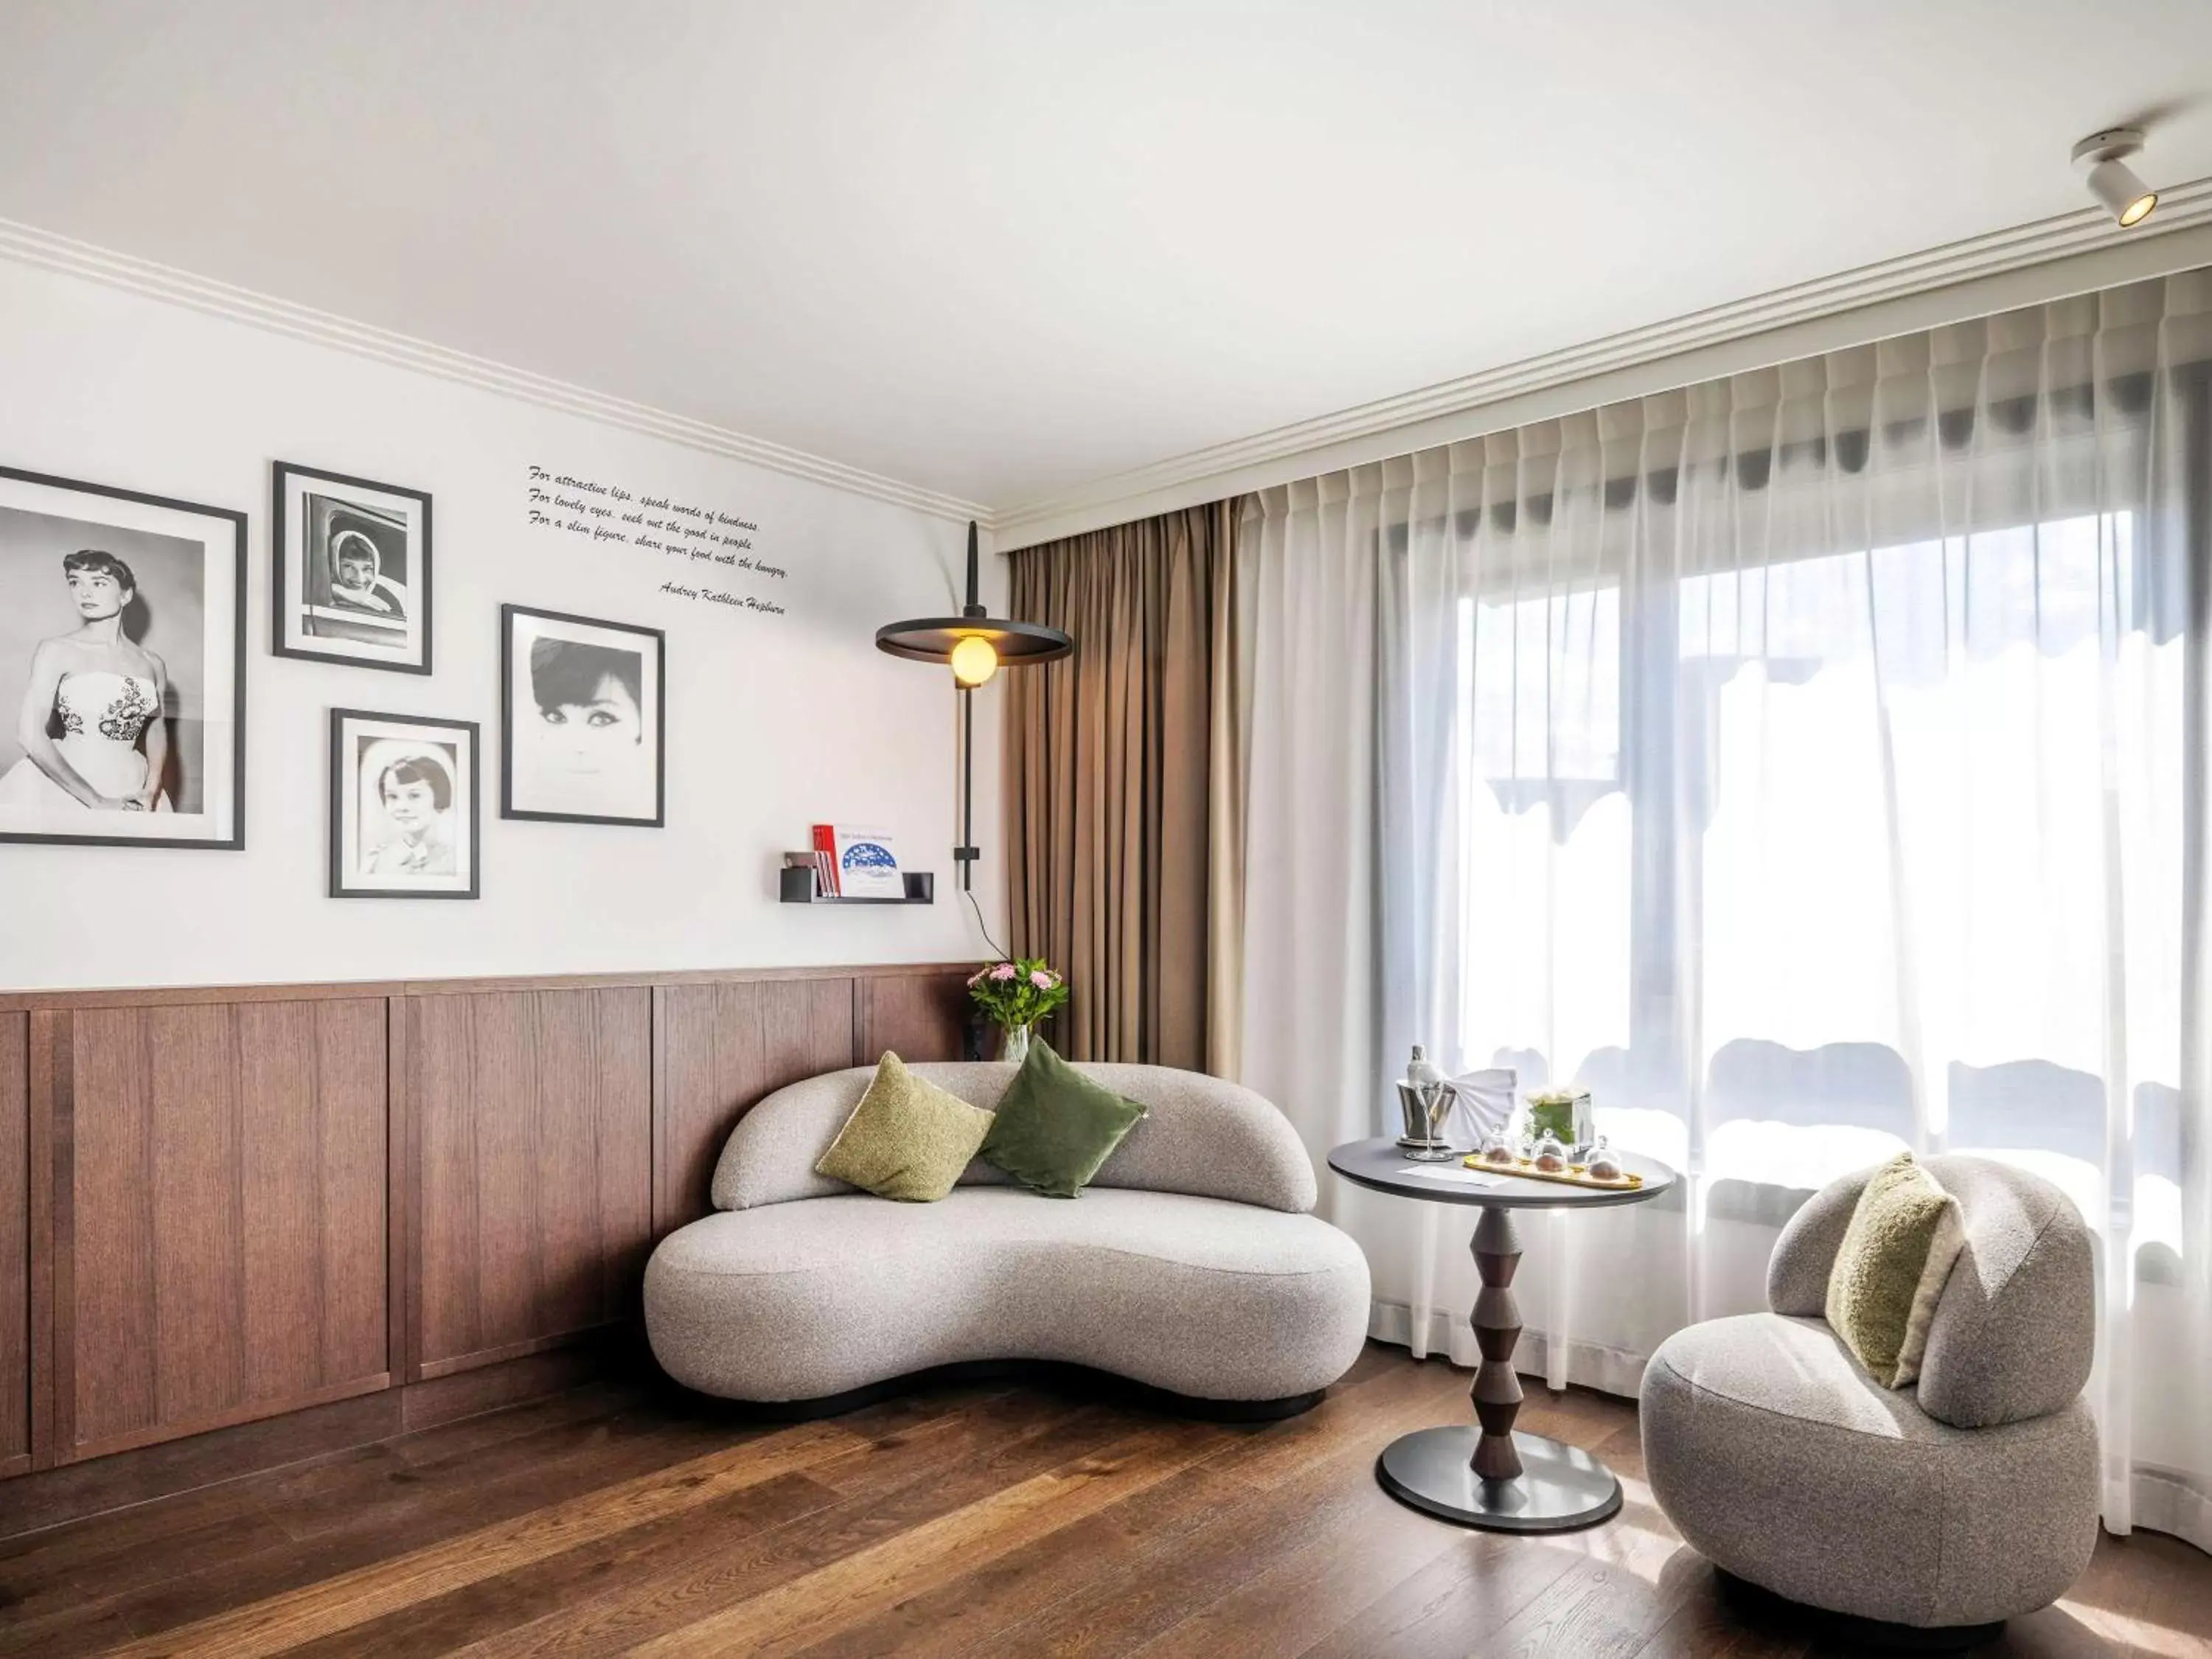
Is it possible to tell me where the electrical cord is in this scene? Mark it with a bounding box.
[965,884,1009,961]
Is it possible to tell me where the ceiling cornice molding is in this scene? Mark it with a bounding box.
[994,178,2212,546]
[12,186,2212,547]
[0,215,994,527]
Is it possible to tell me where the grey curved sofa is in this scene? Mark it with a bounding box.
[1641,1155,2098,1636]
[644,1062,1371,1414]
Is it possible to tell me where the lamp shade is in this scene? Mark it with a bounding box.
[2084,157,2157,227]
[874,616,1071,665]
[875,522,1071,669]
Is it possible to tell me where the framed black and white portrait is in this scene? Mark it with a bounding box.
[0,464,246,849]
[501,604,664,827]
[330,708,479,899]
[274,462,432,674]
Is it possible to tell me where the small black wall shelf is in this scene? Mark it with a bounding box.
[779,866,936,905]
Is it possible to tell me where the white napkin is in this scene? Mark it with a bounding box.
[1444,1067,1517,1147]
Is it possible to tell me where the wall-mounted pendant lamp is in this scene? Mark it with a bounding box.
[877,521,1071,890]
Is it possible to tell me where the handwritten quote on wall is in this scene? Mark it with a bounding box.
[525,465,788,616]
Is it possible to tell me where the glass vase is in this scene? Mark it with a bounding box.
[1525,1090,1594,1155]
[1001,1023,1032,1064]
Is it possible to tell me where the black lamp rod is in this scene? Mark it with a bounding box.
[959,690,975,891]
[957,518,981,890]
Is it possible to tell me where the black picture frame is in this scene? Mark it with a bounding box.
[328,706,481,900]
[272,460,434,675]
[0,462,247,850]
[500,602,666,827]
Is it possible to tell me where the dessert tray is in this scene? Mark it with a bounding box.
[1461,1154,1644,1192]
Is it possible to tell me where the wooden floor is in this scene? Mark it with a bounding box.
[1,1343,2206,1658]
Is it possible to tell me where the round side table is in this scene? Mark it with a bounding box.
[1326,1137,1676,1533]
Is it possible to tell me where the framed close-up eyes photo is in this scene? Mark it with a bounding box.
[498,602,665,827]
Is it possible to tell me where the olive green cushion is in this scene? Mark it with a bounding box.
[978,1039,1147,1197]
[812,1051,994,1203]
[1825,1152,1966,1388]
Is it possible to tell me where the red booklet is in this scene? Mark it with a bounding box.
[810,824,838,897]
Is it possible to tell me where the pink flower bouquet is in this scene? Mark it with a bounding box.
[967,956,1071,1033]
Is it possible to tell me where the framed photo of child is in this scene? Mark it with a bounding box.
[329,707,479,899]
[274,462,432,673]
[500,604,664,827]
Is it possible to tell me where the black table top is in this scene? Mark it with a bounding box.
[1326,1137,1677,1211]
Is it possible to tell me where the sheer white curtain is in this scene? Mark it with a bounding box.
[1237,270,2212,1550]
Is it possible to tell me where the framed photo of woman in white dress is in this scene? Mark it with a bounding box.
[0,464,246,849]
[329,708,479,899]
[273,462,432,674]
[500,605,664,827]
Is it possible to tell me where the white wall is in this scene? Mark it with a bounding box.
[0,257,1004,991]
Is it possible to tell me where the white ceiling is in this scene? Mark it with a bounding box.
[3,1,2209,514]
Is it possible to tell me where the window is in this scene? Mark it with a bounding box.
[1454,510,2182,1226]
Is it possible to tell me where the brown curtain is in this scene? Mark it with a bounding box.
[1004,501,1244,1072]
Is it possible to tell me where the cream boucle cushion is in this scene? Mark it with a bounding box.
[644,1185,1371,1403]
[1824,1152,1965,1388]
[715,1061,1318,1214]
[1643,1312,2097,1628]
[1766,1155,2096,1429]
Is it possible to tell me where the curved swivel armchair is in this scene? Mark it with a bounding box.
[1641,1156,2099,1637]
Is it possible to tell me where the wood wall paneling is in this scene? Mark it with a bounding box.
[388,996,417,1390]
[0,962,968,1486]
[28,1011,63,1471]
[408,988,651,1380]
[59,998,391,1463]
[242,1001,389,1405]
[655,978,855,1234]
[0,1012,25,1476]
[855,968,978,1065]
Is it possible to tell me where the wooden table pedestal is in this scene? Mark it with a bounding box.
[1373,1202,1624,1531]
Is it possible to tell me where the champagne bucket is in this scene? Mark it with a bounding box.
[1395,1079,1455,1158]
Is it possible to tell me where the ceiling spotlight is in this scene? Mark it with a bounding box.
[2073,128,2158,229]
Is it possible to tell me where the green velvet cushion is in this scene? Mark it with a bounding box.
[813,1051,995,1203]
[1825,1151,1966,1388]
[978,1039,1147,1198]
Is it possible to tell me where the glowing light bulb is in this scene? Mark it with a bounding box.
[950,635,998,687]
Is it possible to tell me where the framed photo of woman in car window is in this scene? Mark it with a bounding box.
[274,461,432,674]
